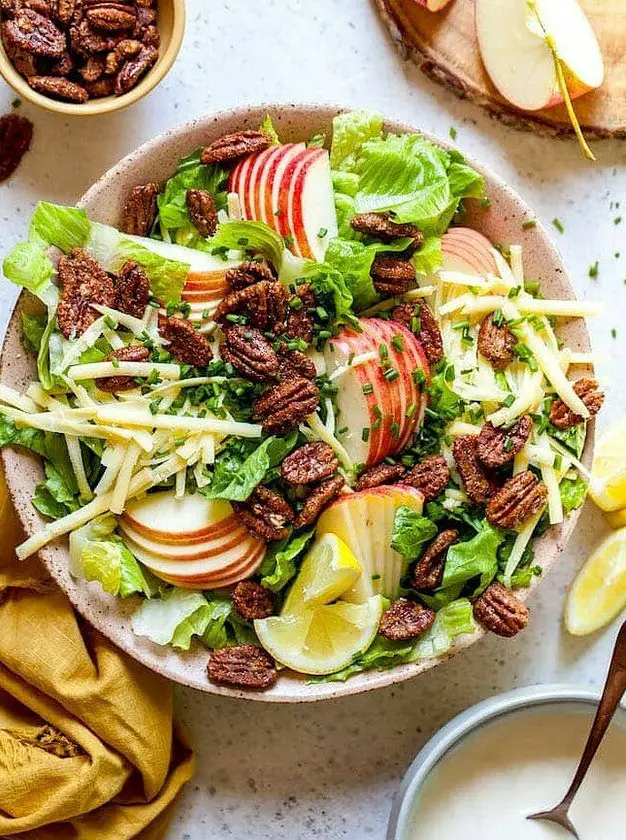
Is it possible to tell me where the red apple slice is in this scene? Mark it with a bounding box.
[132,542,266,589]
[284,148,338,260]
[361,319,408,457]
[229,153,255,219]
[441,227,498,276]
[125,529,262,574]
[122,491,233,542]
[118,518,253,556]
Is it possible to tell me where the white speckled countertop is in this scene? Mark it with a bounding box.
[1,1,625,837]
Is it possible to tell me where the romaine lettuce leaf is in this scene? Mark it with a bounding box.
[260,528,315,592]
[29,202,91,252]
[33,461,80,519]
[560,474,588,515]
[410,598,476,660]
[413,235,443,276]
[549,421,586,459]
[330,110,384,170]
[391,506,438,560]
[204,432,298,501]
[3,241,57,306]
[259,114,281,145]
[208,220,284,270]
[111,237,189,304]
[21,311,47,353]
[0,414,76,493]
[441,522,504,594]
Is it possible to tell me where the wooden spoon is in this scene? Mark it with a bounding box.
[527,619,626,838]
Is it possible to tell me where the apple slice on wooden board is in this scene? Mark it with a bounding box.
[316,484,424,601]
[441,227,498,276]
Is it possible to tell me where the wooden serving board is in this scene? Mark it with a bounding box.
[375,0,626,139]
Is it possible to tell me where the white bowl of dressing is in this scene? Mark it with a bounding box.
[388,685,626,840]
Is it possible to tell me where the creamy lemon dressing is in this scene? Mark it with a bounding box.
[406,708,626,840]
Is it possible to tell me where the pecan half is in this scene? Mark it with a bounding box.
[78,53,104,81]
[28,74,88,101]
[293,474,345,529]
[207,645,277,691]
[215,281,288,332]
[220,325,279,382]
[56,0,76,26]
[478,313,516,371]
[56,248,115,338]
[114,44,157,95]
[452,436,498,504]
[85,2,136,30]
[0,113,33,182]
[114,259,149,318]
[351,212,423,255]
[379,598,436,641]
[86,76,114,97]
[476,416,533,469]
[355,462,405,491]
[549,378,604,430]
[186,188,217,238]
[104,37,141,73]
[231,580,274,621]
[473,581,529,638]
[277,347,317,381]
[284,283,315,344]
[7,46,38,77]
[70,17,119,57]
[235,486,294,542]
[411,529,458,591]
[225,260,276,291]
[252,377,319,435]
[414,301,443,366]
[486,470,547,530]
[404,454,450,502]
[201,130,271,165]
[122,182,158,236]
[281,442,338,486]
[370,254,415,297]
[50,51,74,76]
[158,315,213,367]
[4,9,65,56]
[97,344,149,392]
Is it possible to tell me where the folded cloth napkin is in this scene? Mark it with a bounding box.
[0,472,195,839]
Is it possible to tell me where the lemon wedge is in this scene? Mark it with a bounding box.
[565,528,626,635]
[605,508,626,530]
[589,421,626,512]
[283,533,362,612]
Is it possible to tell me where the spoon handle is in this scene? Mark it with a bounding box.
[560,620,626,809]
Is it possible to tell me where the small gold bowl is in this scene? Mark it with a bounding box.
[0,0,185,117]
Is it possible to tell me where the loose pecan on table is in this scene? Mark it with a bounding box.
[235,486,294,543]
[158,314,213,367]
[201,130,271,165]
[231,580,275,621]
[355,462,406,491]
[277,347,317,381]
[114,259,150,318]
[252,377,319,435]
[473,581,529,638]
[293,474,345,529]
[0,113,33,182]
[186,188,217,238]
[486,470,547,530]
[370,254,415,297]
[122,182,158,236]
[411,529,458,591]
[215,281,288,332]
[97,343,149,392]
[379,598,436,641]
[56,247,115,338]
[3,8,65,56]
[207,645,277,691]
[476,415,533,469]
[404,454,450,502]
[477,313,516,371]
[452,435,498,504]
[351,212,423,255]
[28,74,88,100]
[392,300,443,366]
[220,325,279,383]
[225,260,276,291]
[281,442,338,486]
[549,378,604,430]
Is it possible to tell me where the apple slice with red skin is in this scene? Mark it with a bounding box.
[122,492,234,543]
[118,518,253,557]
[283,147,337,260]
[441,227,498,276]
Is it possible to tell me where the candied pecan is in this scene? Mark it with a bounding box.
[97,344,149,392]
[473,581,529,638]
[69,17,119,56]
[122,182,158,236]
[412,529,459,591]
[452,436,498,504]
[186,188,217,238]
[225,260,276,291]
[277,347,317,381]
[370,254,415,297]
[0,113,33,182]
[549,378,604,430]
[221,324,279,383]
[351,212,424,254]
[9,47,38,77]
[476,416,533,469]
[56,0,76,26]
[486,470,547,530]
[0,0,16,15]
[201,130,271,165]
[131,3,155,38]
[281,442,338,486]
[85,1,136,30]
[379,598,436,641]
[86,76,114,97]
[252,377,319,435]
[26,0,53,15]
[140,21,158,47]
[232,580,275,621]
[207,645,277,691]
[78,53,104,80]
[355,462,405,491]
[28,74,88,101]
[56,248,115,338]
[4,9,65,56]
[293,474,345,529]
[158,314,213,367]
[404,454,450,502]
[478,313,516,371]
[114,43,157,95]
[414,301,443,366]
[284,284,315,343]
[236,486,294,542]
[103,36,141,73]
[50,50,74,75]
[114,259,149,318]
[215,280,288,332]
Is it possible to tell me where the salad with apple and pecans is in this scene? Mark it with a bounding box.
[0,111,604,690]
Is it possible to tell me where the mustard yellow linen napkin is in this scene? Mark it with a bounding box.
[0,474,195,839]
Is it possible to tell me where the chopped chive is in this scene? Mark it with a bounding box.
[449,126,457,140]
[405,403,416,419]
[588,261,599,278]
[411,316,421,334]
[522,219,537,230]
[616,217,622,225]
[383,368,399,382]
[492,308,505,327]
[371,574,381,581]
[503,436,513,452]
[237,237,249,246]
[289,296,303,310]
[391,335,404,352]
[316,306,328,320]
[503,394,515,407]
[317,227,328,238]
[378,343,389,362]
[347,352,355,366]
[362,383,374,395]
[611,328,617,339]
[552,218,564,234]
[391,421,400,440]
[362,427,370,442]
[283,234,294,248]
